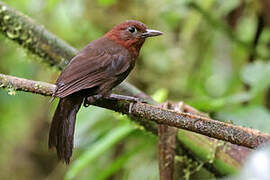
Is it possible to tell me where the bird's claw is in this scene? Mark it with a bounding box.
[83,95,102,107]
[129,102,134,114]
[134,98,147,103]
[83,98,91,107]
[108,94,146,103]
[126,97,147,114]
[83,94,146,114]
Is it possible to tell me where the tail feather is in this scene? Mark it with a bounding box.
[49,95,83,164]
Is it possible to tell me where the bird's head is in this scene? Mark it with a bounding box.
[105,20,163,56]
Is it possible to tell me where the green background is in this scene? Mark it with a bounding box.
[1,0,270,179]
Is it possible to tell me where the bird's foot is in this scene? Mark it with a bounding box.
[108,94,146,114]
[108,94,146,103]
[83,94,146,114]
[83,95,103,107]
[83,98,91,107]
[129,102,134,114]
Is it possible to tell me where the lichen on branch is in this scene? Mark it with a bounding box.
[1,73,270,150]
[0,1,76,68]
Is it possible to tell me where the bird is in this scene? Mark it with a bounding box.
[48,20,163,163]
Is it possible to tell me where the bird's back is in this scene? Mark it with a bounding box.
[54,37,136,98]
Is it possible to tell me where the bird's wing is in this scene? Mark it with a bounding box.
[54,44,132,98]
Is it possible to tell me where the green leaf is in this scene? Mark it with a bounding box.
[241,61,270,95]
[151,88,168,103]
[64,124,134,180]
[98,0,117,7]
[187,92,252,111]
[45,0,61,12]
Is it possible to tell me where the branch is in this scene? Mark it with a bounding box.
[1,73,270,149]
[158,102,178,180]
[0,74,54,96]
[0,2,76,68]
[261,0,270,27]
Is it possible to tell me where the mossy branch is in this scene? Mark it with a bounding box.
[0,2,76,68]
[1,73,269,150]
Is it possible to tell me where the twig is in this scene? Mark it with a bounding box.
[226,1,244,29]
[243,13,265,101]
[261,0,270,26]
[248,13,265,63]
[178,104,251,176]
[0,74,54,96]
[158,102,179,180]
[1,73,270,149]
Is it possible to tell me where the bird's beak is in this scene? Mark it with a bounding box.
[141,29,163,38]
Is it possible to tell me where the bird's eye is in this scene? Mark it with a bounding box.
[128,27,136,33]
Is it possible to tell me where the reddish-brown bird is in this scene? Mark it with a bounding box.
[49,20,162,163]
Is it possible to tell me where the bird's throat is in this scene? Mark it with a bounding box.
[106,34,144,57]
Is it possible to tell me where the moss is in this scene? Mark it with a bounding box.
[0,2,65,69]
[20,31,28,40]
[175,155,204,179]
[178,130,216,163]
[7,88,16,95]
[34,83,42,90]
[0,76,8,87]
[213,159,238,176]
[0,4,6,12]
[3,15,10,21]
[6,29,19,39]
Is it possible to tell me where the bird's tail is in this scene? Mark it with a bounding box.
[48,95,83,164]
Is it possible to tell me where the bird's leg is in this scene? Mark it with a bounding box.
[83,93,147,114]
[83,97,91,107]
[83,94,103,107]
[129,103,134,114]
[83,90,112,107]
[107,94,147,114]
[107,94,143,102]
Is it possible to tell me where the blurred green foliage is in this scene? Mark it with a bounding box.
[1,0,270,179]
